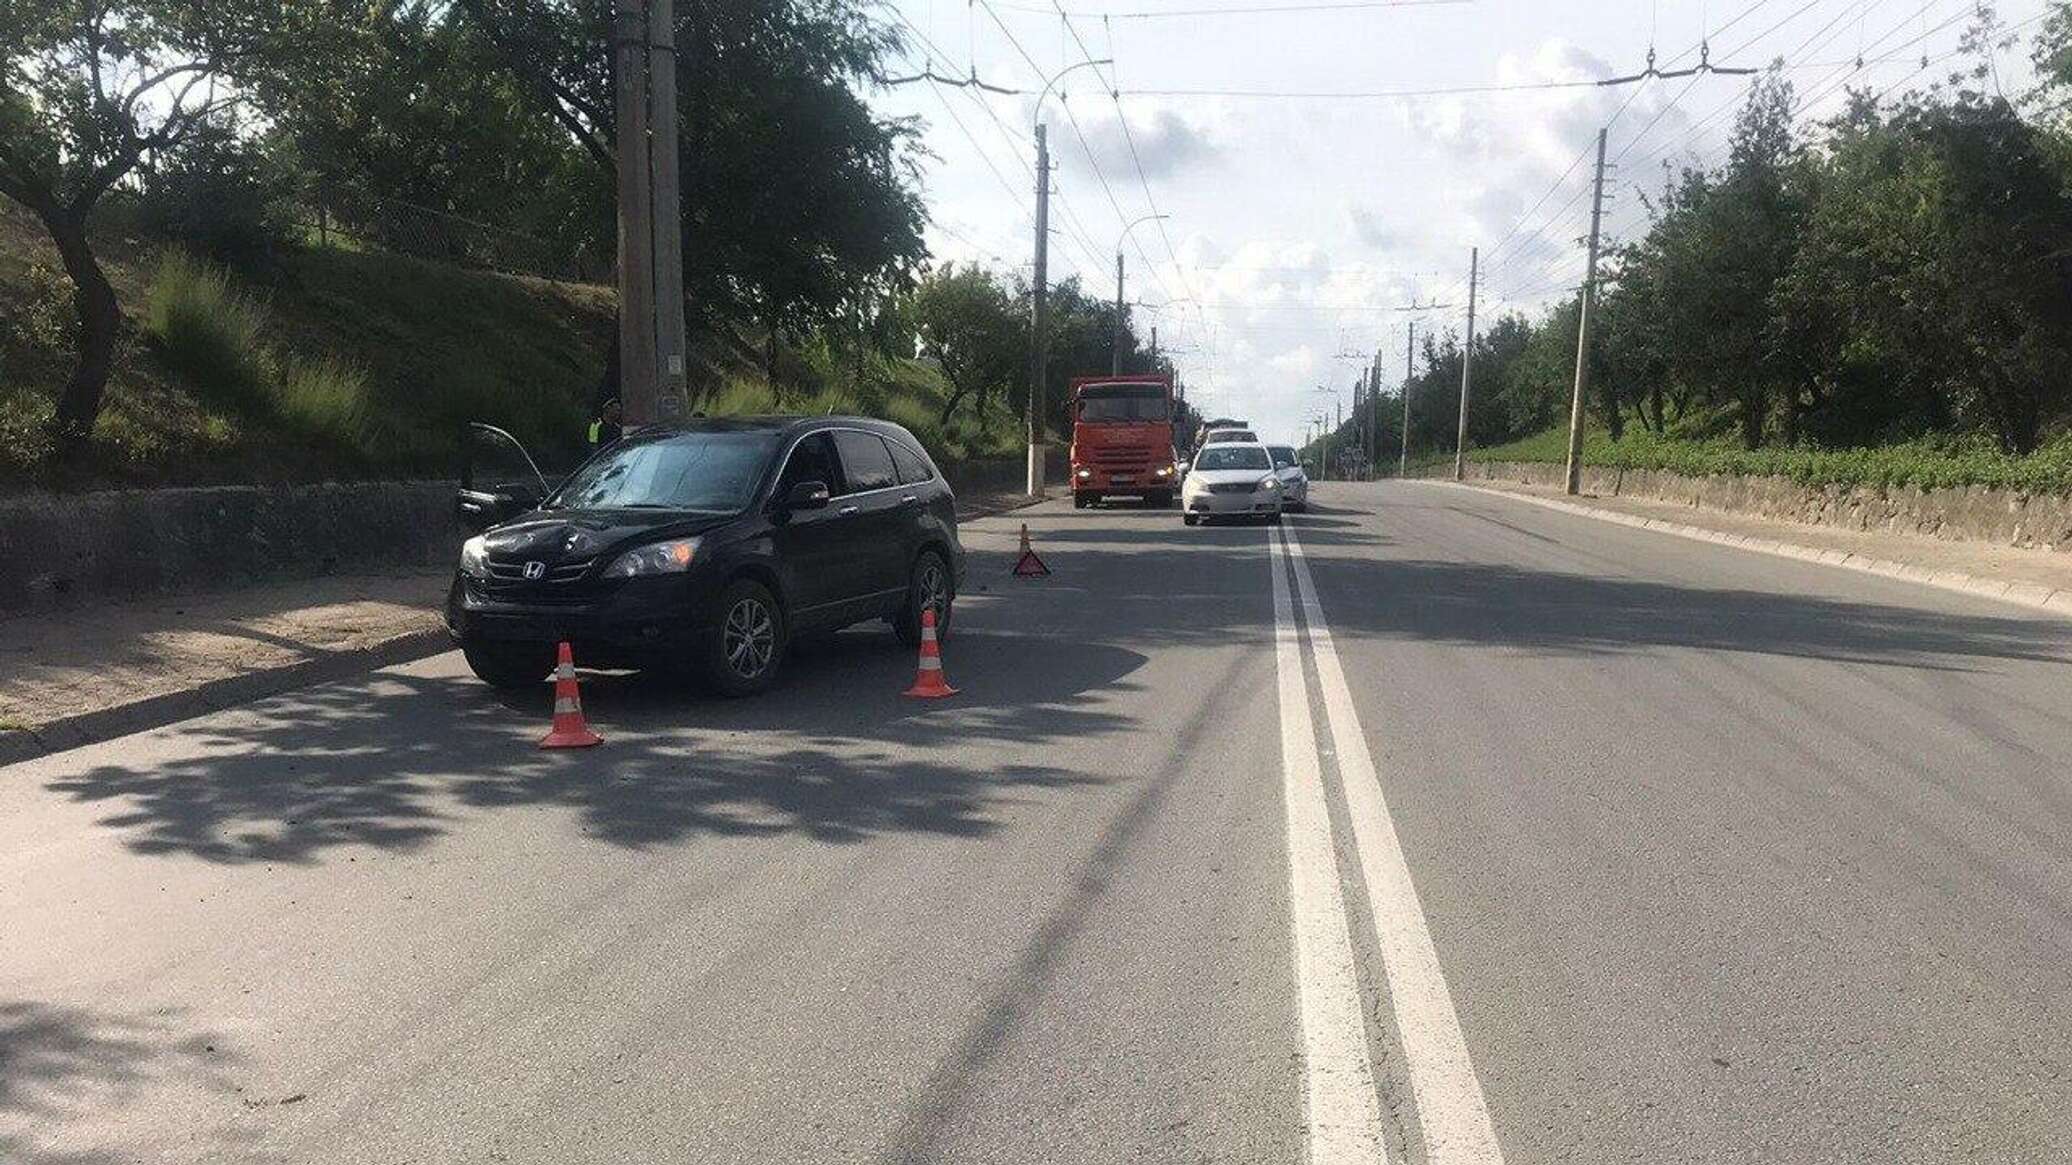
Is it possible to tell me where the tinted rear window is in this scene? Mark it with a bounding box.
[888,439,935,485]
[833,431,898,493]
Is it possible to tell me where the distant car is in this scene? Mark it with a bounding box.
[1267,445,1310,511]
[448,417,964,695]
[1201,427,1259,446]
[1181,441,1283,525]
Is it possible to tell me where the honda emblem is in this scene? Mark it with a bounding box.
[523,561,546,581]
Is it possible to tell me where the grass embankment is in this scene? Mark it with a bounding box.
[1,201,613,487]
[1435,426,2072,495]
[3,202,1001,490]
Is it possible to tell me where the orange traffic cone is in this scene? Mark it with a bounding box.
[1012,523,1050,578]
[902,608,959,699]
[539,641,603,748]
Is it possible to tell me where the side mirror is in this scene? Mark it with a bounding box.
[455,485,540,531]
[784,480,831,512]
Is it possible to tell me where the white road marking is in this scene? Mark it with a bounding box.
[1283,520,1507,1165]
[1271,524,1391,1163]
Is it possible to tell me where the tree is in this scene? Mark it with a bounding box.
[912,264,1021,430]
[449,0,928,375]
[0,0,285,450]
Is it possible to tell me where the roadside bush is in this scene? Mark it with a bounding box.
[275,356,372,449]
[136,124,295,270]
[142,253,273,414]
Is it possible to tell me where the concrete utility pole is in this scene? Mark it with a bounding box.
[1453,246,1477,482]
[1565,127,1609,496]
[1112,249,1125,375]
[648,0,686,416]
[1027,123,1050,497]
[1399,320,1413,478]
[612,0,657,425]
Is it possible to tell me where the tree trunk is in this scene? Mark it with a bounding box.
[44,208,121,455]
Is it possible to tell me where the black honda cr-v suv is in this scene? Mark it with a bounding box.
[447,416,964,695]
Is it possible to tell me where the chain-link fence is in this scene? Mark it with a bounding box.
[295,189,609,284]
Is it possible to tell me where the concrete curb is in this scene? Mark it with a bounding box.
[1423,479,2072,622]
[0,626,453,769]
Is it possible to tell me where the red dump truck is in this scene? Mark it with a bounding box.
[1068,374,1179,509]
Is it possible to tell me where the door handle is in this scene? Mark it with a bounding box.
[900,495,919,506]
[839,505,861,516]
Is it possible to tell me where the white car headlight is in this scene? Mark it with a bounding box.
[603,537,702,578]
[1259,476,1281,491]
[459,535,490,580]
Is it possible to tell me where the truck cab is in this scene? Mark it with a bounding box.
[1068,375,1179,509]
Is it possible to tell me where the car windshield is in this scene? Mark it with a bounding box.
[1195,445,1271,471]
[547,430,779,512]
[1078,384,1170,422]
[1268,446,1298,468]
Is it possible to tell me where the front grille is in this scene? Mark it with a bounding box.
[1208,482,1258,494]
[1087,447,1162,467]
[478,556,600,603]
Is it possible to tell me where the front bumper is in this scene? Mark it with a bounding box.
[445,571,725,666]
[1073,465,1176,493]
[1185,490,1282,515]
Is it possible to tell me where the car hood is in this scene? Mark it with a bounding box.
[1186,468,1275,487]
[482,509,738,564]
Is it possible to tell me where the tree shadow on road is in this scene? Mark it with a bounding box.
[0,1000,245,1165]
[44,625,1139,866]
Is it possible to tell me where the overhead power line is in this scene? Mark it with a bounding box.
[997,0,1470,17]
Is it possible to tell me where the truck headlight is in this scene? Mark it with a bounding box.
[459,535,490,580]
[1154,464,1173,478]
[1076,467,1093,480]
[603,537,701,577]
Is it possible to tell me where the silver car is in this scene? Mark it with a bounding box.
[1182,442,1284,525]
[1267,445,1310,511]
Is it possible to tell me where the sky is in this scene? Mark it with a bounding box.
[868,0,2053,446]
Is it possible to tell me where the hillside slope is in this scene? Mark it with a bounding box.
[1,201,615,490]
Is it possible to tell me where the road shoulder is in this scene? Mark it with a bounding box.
[1429,477,2072,619]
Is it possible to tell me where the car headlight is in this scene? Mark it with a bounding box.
[1075,467,1093,480]
[1259,476,1281,491]
[459,534,490,580]
[603,537,701,578]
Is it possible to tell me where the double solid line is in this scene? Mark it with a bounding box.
[1270,520,1505,1165]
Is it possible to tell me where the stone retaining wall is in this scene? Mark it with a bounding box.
[1450,461,2072,551]
[0,450,1061,613]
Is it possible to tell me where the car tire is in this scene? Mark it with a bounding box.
[1073,493,1090,509]
[462,641,556,690]
[894,548,955,648]
[701,578,786,697]
[1183,513,1200,526]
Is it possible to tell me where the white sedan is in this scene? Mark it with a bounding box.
[1267,445,1310,511]
[1182,442,1284,525]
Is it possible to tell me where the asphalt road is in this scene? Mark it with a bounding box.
[5,481,2071,1163]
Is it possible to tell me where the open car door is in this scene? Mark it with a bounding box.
[456,422,551,532]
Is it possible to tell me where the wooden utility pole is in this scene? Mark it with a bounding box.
[1027,124,1050,497]
[1453,246,1477,482]
[1565,127,1610,496]
[1112,250,1125,375]
[1399,320,1413,478]
[648,0,687,417]
[613,0,657,425]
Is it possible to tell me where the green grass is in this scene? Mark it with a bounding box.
[142,253,272,414]
[1454,425,2072,495]
[4,198,1018,489]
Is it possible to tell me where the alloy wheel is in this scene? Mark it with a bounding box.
[724,597,776,678]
